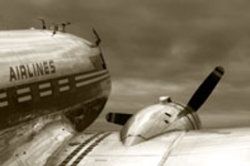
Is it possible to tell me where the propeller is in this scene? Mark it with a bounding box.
[106,112,133,126]
[186,66,225,112]
[106,66,225,125]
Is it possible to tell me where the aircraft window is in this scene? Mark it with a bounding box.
[0,92,8,107]
[0,92,7,99]
[18,95,32,103]
[0,101,8,107]
[58,78,69,85]
[75,81,86,88]
[59,85,70,92]
[17,87,31,95]
[40,90,52,97]
[39,82,51,89]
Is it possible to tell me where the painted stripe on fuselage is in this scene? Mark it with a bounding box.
[75,70,107,81]
[70,133,111,166]
[75,74,109,88]
[58,133,101,166]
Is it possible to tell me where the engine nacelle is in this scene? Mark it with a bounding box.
[107,66,224,146]
[120,96,201,146]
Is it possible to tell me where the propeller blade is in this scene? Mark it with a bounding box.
[106,112,132,126]
[187,66,224,112]
[92,28,101,46]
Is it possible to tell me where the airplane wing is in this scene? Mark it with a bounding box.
[47,127,250,166]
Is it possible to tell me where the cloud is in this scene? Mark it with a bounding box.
[0,0,250,128]
[102,78,187,114]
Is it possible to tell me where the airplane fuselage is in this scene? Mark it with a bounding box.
[0,29,111,164]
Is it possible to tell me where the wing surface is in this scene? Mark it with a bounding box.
[48,127,250,166]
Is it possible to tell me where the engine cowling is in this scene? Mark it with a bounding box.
[106,66,224,146]
[120,96,201,146]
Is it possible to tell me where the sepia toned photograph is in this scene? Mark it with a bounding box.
[0,0,250,165]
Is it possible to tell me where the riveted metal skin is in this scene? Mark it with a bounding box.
[0,29,111,165]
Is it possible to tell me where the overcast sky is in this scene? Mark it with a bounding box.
[1,0,250,129]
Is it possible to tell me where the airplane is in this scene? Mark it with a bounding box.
[0,24,249,166]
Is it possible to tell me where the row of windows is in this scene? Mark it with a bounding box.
[0,70,109,108]
[0,78,70,107]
